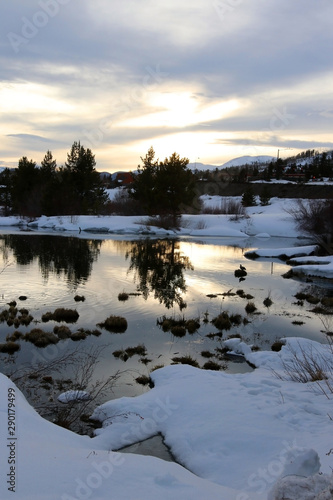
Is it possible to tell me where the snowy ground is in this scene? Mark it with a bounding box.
[1,338,333,499]
[1,195,333,499]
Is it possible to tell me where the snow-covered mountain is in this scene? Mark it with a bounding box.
[188,155,274,171]
[221,155,274,168]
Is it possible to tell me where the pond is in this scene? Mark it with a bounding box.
[0,229,332,436]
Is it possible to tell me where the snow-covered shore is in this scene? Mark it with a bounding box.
[0,197,303,238]
[1,196,332,279]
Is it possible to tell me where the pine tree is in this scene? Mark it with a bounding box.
[11,157,41,217]
[259,185,271,206]
[63,141,108,214]
[241,186,257,207]
[130,148,195,228]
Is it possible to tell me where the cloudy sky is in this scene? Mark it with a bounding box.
[1,0,333,172]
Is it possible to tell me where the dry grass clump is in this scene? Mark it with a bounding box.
[118,292,129,301]
[245,302,257,314]
[6,331,24,342]
[74,295,85,302]
[201,350,214,358]
[321,297,333,308]
[53,325,72,339]
[263,297,273,308]
[42,308,79,323]
[0,342,21,354]
[135,375,152,386]
[157,315,200,335]
[185,318,200,334]
[70,331,87,341]
[211,312,232,331]
[97,315,128,333]
[271,340,285,352]
[202,360,222,371]
[24,329,59,347]
[171,325,186,337]
[113,344,147,361]
[171,355,199,368]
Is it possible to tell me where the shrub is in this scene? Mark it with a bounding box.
[285,199,333,254]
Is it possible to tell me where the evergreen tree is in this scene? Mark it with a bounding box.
[40,150,58,215]
[130,148,196,228]
[259,185,271,206]
[241,186,257,207]
[0,168,13,216]
[11,157,41,217]
[129,146,160,215]
[156,152,195,227]
[63,141,108,214]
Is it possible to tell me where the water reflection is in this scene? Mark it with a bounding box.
[125,238,193,309]
[0,234,102,288]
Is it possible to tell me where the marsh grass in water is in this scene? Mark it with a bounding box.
[24,329,59,347]
[42,308,79,323]
[98,315,128,333]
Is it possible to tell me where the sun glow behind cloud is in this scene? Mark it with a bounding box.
[119,92,240,129]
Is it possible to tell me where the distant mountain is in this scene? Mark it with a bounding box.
[221,155,275,168]
[188,155,274,171]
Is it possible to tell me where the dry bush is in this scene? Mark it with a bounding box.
[285,199,333,254]
[275,339,333,398]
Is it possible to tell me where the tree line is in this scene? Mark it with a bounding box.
[0,144,197,227]
[0,142,108,218]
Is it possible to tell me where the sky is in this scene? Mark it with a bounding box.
[1,0,333,173]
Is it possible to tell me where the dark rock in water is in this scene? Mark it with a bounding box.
[18,296,28,301]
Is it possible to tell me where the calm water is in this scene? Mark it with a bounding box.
[0,230,331,407]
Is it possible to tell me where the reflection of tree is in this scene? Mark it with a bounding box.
[126,239,193,309]
[1,235,102,288]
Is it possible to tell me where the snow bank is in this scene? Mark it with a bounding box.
[0,374,235,500]
[91,337,333,498]
[244,245,318,259]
